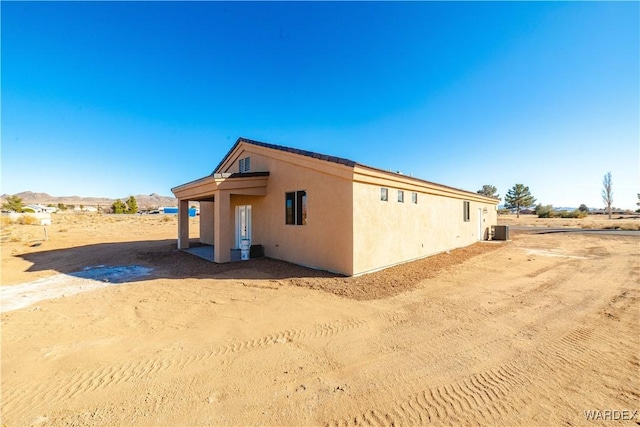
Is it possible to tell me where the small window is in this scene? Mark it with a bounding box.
[398,190,404,203]
[412,192,418,204]
[239,157,251,173]
[463,201,470,222]
[286,190,307,225]
[380,188,388,202]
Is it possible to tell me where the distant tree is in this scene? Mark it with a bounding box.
[602,172,613,219]
[111,199,126,214]
[66,204,75,210]
[477,185,500,200]
[80,204,84,211]
[2,195,24,213]
[57,203,67,211]
[578,204,589,213]
[504,184,536,218]
[125,196,138,214]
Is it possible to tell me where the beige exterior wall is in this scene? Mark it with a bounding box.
[219,146,354,275]
[351,167,498,276]
[199,201,214,245]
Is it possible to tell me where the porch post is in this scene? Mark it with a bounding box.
[213,190,231,263]
[177,199,190,249]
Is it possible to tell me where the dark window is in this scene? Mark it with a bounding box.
[412,192,418,204]
[285,192,295,224]
[286,190,307,225]
[463,201,470,222]
[381,188,388,201]
[398,190,404,203]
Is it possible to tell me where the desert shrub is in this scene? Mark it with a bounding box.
[162,215,173,222]
[59,228,69,232]
[535,204,555,218]
[1,216,14,226]
[535,205,587,219]
[558,209,587,219]
[17,215,40,225]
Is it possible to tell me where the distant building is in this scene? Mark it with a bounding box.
[161,207,199,217]
[23,204,57,214]
[591,208,626,215]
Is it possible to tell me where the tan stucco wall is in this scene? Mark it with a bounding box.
[351,170,498,276]
[221,148,354,275]
[199,201,214,245]
[176,140,498,276]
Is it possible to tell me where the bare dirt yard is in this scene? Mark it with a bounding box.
[1,213,639,426]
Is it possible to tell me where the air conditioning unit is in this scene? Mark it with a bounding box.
[492,225,510,241]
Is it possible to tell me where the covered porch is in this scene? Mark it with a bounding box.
[171,172,269,263]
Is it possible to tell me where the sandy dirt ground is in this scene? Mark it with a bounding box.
[1,213,639,426]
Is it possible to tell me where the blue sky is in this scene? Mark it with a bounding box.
[2,2,638,209]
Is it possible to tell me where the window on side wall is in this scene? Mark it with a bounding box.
[380,188,388,201]
[463,201,470,222]
[412,192,418,204]
[285,190,307,225]
[398,190,404,203]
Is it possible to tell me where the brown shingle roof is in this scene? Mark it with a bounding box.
[212,137,497,203]
[213,137,356,173]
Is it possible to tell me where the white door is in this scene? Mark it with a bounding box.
[235,205,252,248]
[477,208,483,241]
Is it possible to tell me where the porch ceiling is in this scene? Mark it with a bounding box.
[171,172,269,201]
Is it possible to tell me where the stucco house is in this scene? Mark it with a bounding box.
[171,137,499,276]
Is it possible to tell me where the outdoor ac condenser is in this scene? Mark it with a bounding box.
[491,225,510,241]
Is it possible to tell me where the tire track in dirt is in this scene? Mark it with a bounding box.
[1,316,368,420]
[477,263,578,318]
[340,246,632,425]
[327,361,531,426]
[326,291,638,427]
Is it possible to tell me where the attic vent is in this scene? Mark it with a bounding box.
[239,157,251,173]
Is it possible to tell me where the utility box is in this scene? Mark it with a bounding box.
[250,244,264,258]
[492,225,510,241]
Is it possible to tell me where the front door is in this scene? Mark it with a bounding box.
[235,205,252,248]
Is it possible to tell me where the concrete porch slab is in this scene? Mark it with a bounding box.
[183,245,243,263]
[183,245,214,262]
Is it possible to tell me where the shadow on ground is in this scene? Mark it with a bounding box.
[15,238,341,283]
[14,238,507,301]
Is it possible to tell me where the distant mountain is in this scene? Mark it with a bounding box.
[0,191,178,209]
